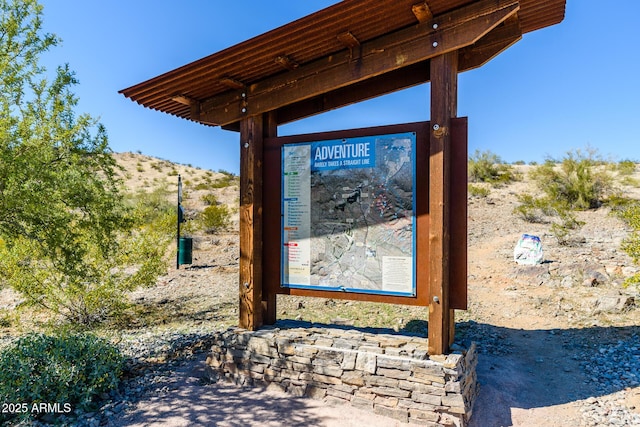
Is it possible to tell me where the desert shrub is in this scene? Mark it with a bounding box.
[0,7,174,322]
[514,194,584,244]
[549,213,585,246]
[616,202,640,262]
[0,186,173,325]
[201,193,218,206]
[514,194,558,223]
[515,149,614,245]
[468,184,490,198]
[529,150,612,210]
[468,149,517,185]
[210,175,238,189]
[616,159,637,176]
[0,333,123,423]
[126,186,173,230]
[200,204,231,233]
[616,202,640,231]
[612,202,640,288]
[194,173,238,190]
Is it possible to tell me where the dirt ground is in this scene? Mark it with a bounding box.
[2,155,639,426]
[102,159,640,426]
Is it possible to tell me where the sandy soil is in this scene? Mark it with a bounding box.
[2,155,639,426]
[96,158,640,426]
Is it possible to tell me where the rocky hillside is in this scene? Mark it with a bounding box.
[1,153,638,426]
[113,151,240,229]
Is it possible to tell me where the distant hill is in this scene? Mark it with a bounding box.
[113,152,240,229]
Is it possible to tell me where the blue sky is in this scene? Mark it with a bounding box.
[40,1,640,174]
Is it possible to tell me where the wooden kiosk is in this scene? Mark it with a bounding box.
[121,0,565,355]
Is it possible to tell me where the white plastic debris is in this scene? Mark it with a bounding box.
[513,234,543,265]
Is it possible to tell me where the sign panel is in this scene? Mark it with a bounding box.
[282,132,416,296]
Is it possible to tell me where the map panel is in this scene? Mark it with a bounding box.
[282,132,416,296]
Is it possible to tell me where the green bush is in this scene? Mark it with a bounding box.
[200,204,231,233]
[201,193,218,206]
[529,150,612,210]
[514,149,614,245]
[468,149,518,185]
[616,203,640,261]
[0,186,173,326]
[468,184,490,198]
[0,333,123,423]
[616,159,637,176]
[514,194,558,223]
[612,201,640,288]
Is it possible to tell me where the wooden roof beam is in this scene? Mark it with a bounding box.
[224,20,521,131]
[171,94,201,121]
[412,2,433,23]
[274,55,299,71]
[220,77,246,90]
[199,0,520,127]
[222,23,524,130]
[459,17,522,71]
[337,31,361,49]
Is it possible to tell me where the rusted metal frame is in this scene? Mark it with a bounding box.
[428,51,458,355]
[199,0,519,127]
[449,118,468,312]
[239,115,265,330]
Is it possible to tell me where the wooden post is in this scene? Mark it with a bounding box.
[262,112,278,325]
[429,52,458,355]
[239,115,264,330]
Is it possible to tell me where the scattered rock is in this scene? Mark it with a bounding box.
[594,291,635,314]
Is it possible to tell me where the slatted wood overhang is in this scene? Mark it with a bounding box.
[119,0,565,131]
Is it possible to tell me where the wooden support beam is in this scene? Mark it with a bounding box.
[220,23,522,131]
[459,18,522,71]
[337,31,361,49]
[239,115,264,330]
[220,77,246,90]
[261,111,278,325]
[275,55,299,71]
[171,95,201,121]
[412,2,433,23]
[200,0,519,126]
[276,62,430,126]
[428,51,458,355]
[171,95,195,106]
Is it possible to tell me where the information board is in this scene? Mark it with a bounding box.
[281,132,416,296]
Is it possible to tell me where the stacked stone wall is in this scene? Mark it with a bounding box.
[205,326,478,426]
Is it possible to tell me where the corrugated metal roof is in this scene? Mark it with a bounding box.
[120,0,565,126]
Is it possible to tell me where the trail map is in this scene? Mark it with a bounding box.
[282,132,416,296]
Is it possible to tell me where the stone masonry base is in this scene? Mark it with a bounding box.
[205,324,478,426]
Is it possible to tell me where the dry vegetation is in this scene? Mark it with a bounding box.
[1,151,639,426]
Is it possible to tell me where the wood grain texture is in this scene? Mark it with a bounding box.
[428,51,458,355]
[239,116,264,330]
